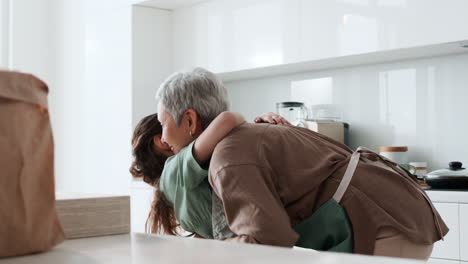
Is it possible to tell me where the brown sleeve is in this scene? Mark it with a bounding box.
[210,164,299,247]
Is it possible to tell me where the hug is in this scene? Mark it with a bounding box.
[130,67,448,260]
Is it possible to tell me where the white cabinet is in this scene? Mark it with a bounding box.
[132,5,173,127]
[0,0,8,67]
[173,0,300,73]
[170,0,468,75]
[425,191,468,263]
[5,0,55,82]
[427,259,460,264]
[431,202,459,260]
[299,0,468,63]
[131,181,154,233]
[459,204,468,261]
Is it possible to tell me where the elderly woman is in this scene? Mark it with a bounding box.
[155,68,448,260]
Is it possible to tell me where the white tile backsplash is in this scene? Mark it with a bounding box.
[225,53,468,171]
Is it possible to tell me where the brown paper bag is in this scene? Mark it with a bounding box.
[0,70,64,257]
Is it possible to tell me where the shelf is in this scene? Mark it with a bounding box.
[137,0,208,10]
[217,40,468,83]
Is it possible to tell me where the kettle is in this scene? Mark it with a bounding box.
[424,161,468,189]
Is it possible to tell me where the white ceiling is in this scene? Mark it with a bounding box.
[137,0,211,10]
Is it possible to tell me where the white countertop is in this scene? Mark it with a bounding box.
[55,192,130,200]
[425,189,468,203]
[1,233,423,264]
[130,179,468,202]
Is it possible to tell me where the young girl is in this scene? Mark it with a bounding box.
[130,111,247,237]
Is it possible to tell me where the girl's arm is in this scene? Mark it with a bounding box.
[193,112,245,164]
[254,112,291,125]
[193,233,204,238]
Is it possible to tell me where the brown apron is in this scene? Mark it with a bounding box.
[293,147,363,252]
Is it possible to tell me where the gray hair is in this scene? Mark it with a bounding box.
[156,68,229,129]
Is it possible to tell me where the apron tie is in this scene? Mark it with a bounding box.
[333,147,363,203]
[293,147,363,252]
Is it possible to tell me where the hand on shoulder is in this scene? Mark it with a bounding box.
[254,112,291,126]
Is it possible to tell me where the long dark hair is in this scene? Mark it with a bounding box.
[130,113,180,235]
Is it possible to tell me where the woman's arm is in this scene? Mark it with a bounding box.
[193,112,245,164]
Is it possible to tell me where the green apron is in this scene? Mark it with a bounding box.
[293,148,363,253]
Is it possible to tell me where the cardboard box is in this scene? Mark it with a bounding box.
[302,120,348,145]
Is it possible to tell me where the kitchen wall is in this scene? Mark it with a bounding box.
[2,0,138,195]
[132,5,173,128]
[3,0,466,195]
[225,53,468,171]
[133,0,468,173]
[166,0,468,172]
[130,0,468,232]
[0,0,8,67]
[0,0,55,80]
[130,5,173,231]
[52,0,135,195]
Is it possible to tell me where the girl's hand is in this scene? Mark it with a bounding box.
[193,233,204,238]
[254,112,291,125]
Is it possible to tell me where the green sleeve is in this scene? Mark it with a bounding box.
[159,141,209,205]
[159,154,179,207]
[180,140,209,189]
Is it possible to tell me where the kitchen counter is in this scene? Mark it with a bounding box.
[0,233,423,264]
[425,189,468,203]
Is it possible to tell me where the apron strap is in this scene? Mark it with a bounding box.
[333,147,363,203]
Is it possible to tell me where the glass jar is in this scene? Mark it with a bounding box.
[379,146,408,164]
[276,102,308,124]
[409,162,428,180]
